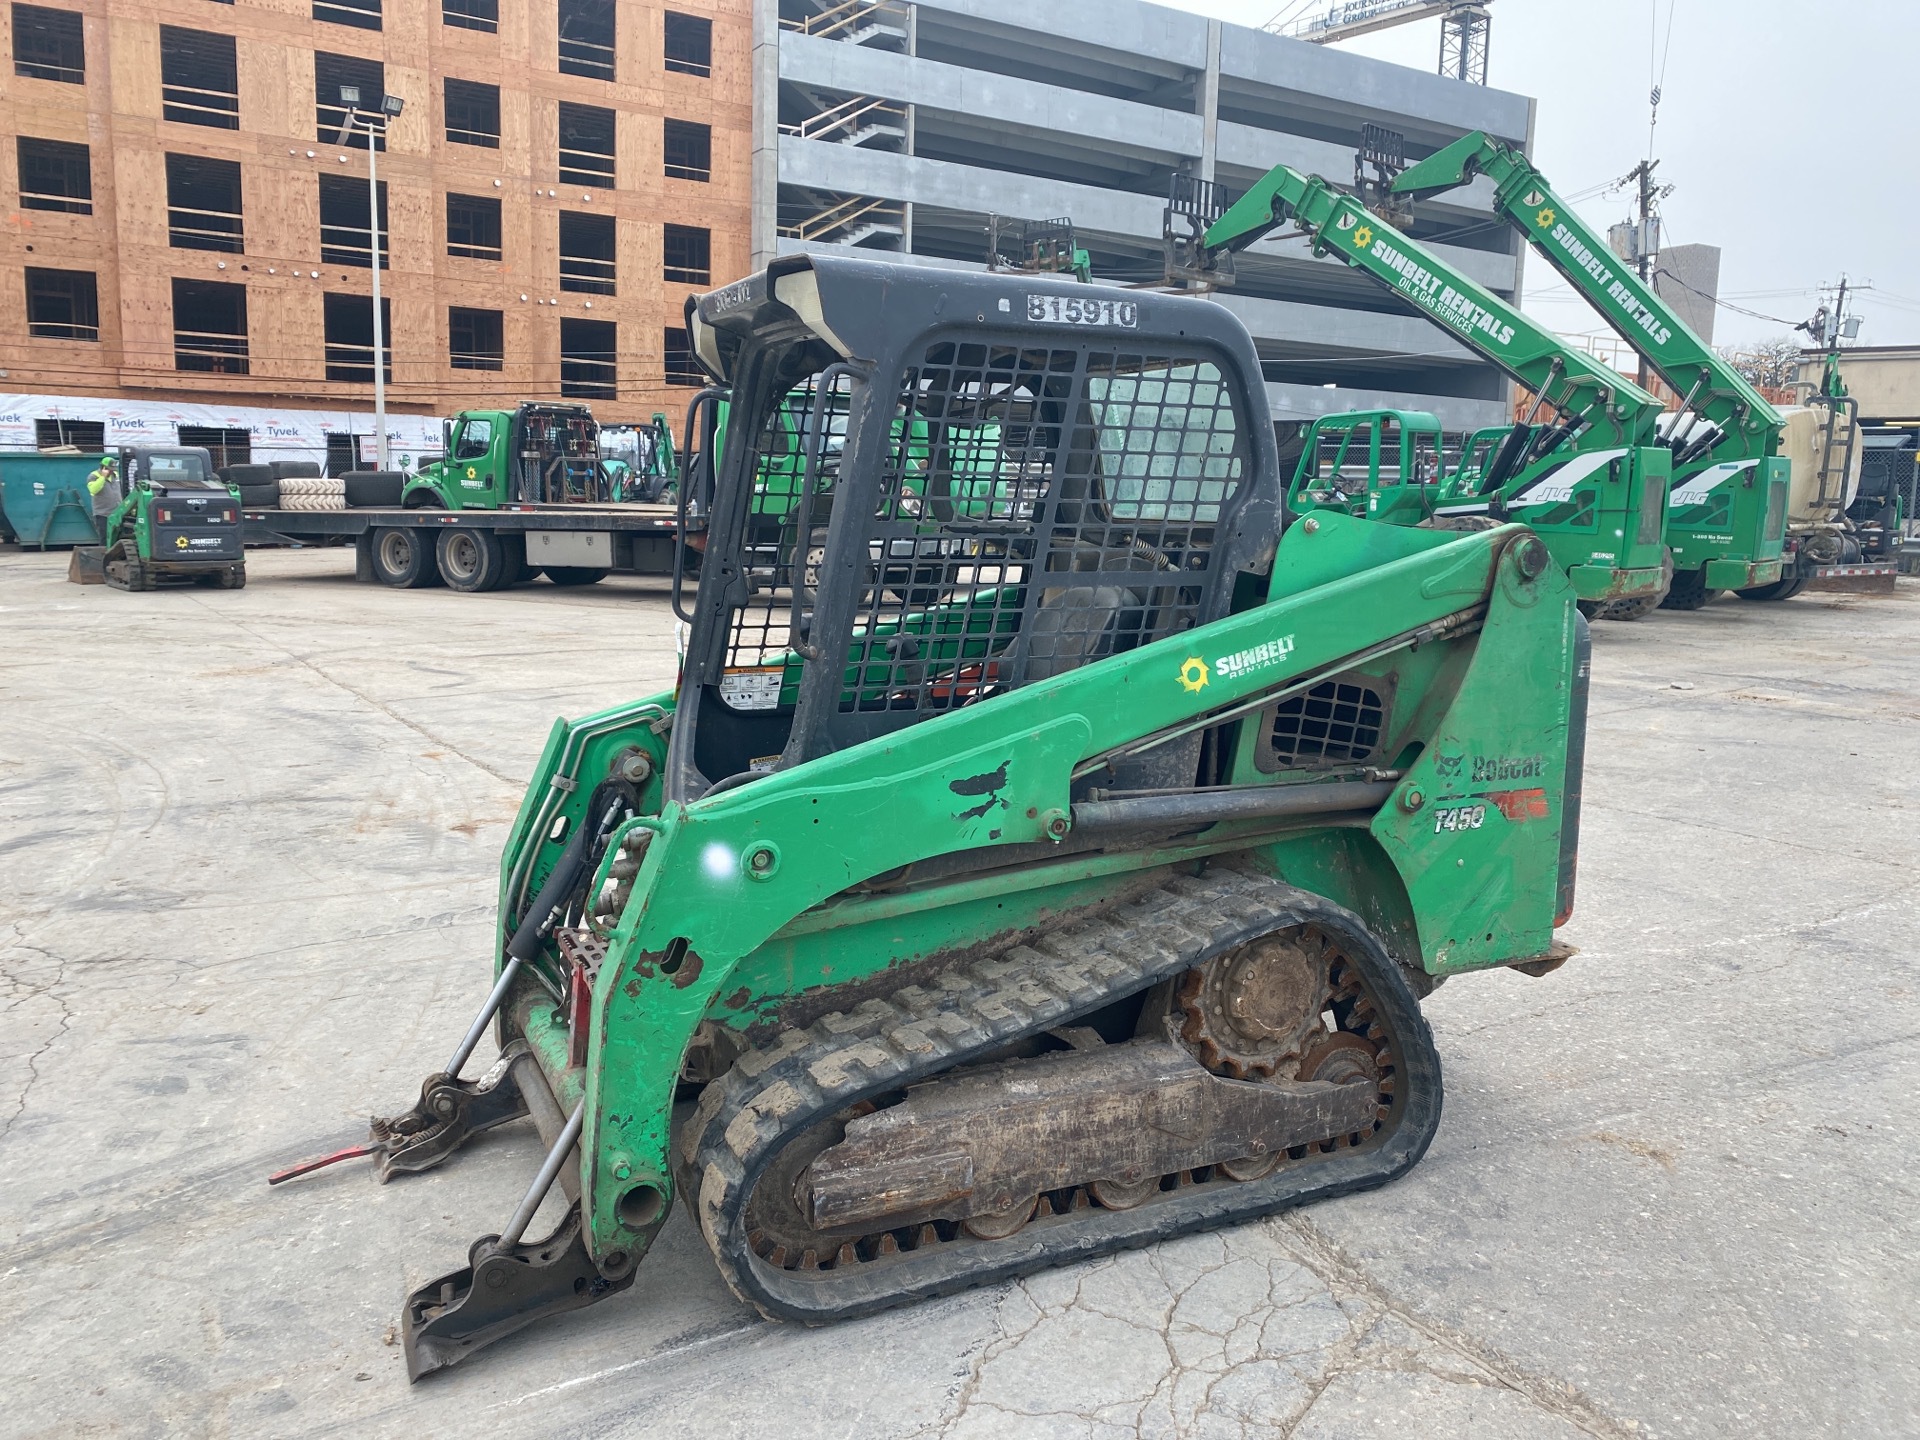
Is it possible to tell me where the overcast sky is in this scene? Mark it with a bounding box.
[1164,0,1920,351]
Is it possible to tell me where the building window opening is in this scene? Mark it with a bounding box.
[663,12,711,77]
[319,173,389,268]
[25,267,98,340]
[17,136,91,214]
[166,153,244,252]
[443,0,497,33]
[177,425,252,467]
[173,278,250,374]
[446,192,503,261]
[12,4,84,84]
[314,0,381,32]
[558,101,615,186]
[450,307,503,371]
[444,77,500,148]
[559,211,616,295]
[160,26,240,129]
[664,327,702,387]
[663,224,710,285]
[324,292,392,382]
[324,433,358,476]
[663,119,710,182]
[558,0,614,81]
[315,52,386,150]
[35,418,105,450]
[560,318,617,399]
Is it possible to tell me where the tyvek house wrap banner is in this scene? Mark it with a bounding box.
[0,393,446,470]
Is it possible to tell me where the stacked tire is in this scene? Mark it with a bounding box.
[340,470,407,507]
[219,463,280,509]
[279,476,349,511]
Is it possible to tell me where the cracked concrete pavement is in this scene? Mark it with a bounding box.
[1,547,1915,1438]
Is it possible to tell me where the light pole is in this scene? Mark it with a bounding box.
[337,86,404,470]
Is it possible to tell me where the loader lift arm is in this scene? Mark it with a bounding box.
[1199,163,1667,449]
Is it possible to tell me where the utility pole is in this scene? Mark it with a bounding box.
[1630,158,1658,391]
[337,87,405,471]
[367,129,387,471]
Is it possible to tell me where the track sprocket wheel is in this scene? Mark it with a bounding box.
[1175,927,1336,1079]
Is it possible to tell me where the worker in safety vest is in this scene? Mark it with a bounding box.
[86,455,124,546]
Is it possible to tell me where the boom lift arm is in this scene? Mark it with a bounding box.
[1199,164,1668,450]
[1392,132,1778,469]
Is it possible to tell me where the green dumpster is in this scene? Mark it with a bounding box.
[0,451,106,549]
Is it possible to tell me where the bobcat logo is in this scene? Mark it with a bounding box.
[1433,752,1463,779]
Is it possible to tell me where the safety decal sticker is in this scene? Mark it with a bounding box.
[718,666,784,711]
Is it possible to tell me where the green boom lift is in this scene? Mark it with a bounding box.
[1392,132,1789,608]
[277,255,1591,1377]
[1174,164,1675,618]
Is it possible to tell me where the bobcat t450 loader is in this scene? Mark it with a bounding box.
[94,447,246,591]
[297,256,1590,1377]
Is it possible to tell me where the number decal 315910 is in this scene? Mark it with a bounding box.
[1433,804,1486,833]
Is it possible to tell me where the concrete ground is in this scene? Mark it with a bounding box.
[1,546,1915,1440]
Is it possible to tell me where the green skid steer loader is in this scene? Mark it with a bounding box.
[86,447,246,591]
[280,256,1591,1378]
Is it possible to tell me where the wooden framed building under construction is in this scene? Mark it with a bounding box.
[1,0,750,425]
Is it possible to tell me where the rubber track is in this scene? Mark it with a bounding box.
[681,864,1443,1323]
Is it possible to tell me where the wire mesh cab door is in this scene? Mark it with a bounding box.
[670,256,1279,803]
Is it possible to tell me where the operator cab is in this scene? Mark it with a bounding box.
[669,255,1279,805]
[122,446,223,493]
[1286,410,1443,522]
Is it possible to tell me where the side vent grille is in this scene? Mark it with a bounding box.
[1263,678,1388,768]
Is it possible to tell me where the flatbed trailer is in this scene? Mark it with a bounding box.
[241,502,681,591]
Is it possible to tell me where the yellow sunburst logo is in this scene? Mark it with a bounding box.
[1178,656,1210,694]
[175,535,189,550]
[1352,225,1374,250]
[1536,206,1557,229]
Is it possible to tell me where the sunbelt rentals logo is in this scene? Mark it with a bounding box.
[1177,635,1297,695]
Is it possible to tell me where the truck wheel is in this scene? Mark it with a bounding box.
[500,533,530,586]
[543,565,609,586]
[436,528,513,592]
[1735,574,1807,602]
[1593,552,1674,622]
[373,527,439,588]
[1659,567,1720,611]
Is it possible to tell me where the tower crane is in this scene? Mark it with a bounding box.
[1268,1,1494,85]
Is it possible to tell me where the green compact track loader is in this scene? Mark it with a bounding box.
[98,447,246,591]
[284,256,1591,1377]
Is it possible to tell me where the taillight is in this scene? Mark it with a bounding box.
[220,510,235,522]
[157,508,171,522]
